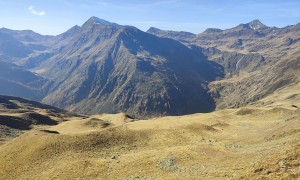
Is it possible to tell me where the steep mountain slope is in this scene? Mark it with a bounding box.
[201,47,265,77]
[38,17,223,118]
[0,28,52,43]
[148,20,300,110]
[200,21,300,110]
[0,31,33,62]
[0,28,52,51]
[0,30,53,100]
[146,26,268,78]
[0,60,51,100]
[209,52,300,109]
[17,52,54,69]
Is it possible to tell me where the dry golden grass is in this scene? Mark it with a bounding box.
[0,102,299,179]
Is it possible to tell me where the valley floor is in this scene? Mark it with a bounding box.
[0,103,299,179]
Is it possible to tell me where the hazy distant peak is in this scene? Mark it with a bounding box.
[230,19,268,32]
[0,27,9,31]
[147,27,162,33]
[0,28,38,35]
[72,25,80,29]
[56,24,81,39]
[247,19,268,30]
[147,27,195,35]
[82,16,121,28]
[66,25,81,32]
[89,16,112,25]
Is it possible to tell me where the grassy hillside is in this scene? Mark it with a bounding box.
[0,97,298,179]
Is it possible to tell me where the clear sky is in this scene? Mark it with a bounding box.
[0,0,300,35]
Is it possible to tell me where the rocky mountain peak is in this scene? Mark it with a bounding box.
[82,16,121,28]
[230,20,268,31]
[247,19,268,30]
[55,25,81,41]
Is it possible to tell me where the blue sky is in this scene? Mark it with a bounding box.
[0,0,300,35]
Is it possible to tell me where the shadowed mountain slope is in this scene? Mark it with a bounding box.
[148,20,300,111]
[0,31,33,62]
[0,60,51,100]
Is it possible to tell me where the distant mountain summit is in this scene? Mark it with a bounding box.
[82,16,121,28]
[202,28,223,34]
[233,19,268,31]
[247,19,268,30]
[226,19,270,36]
[147,19,270,42]
[194,19,277,42]
[147,27,196,42]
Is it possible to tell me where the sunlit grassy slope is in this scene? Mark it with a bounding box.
[0,89,299,179]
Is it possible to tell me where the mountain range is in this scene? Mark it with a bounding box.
[0,17,299,118]
[0,17,300,179]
